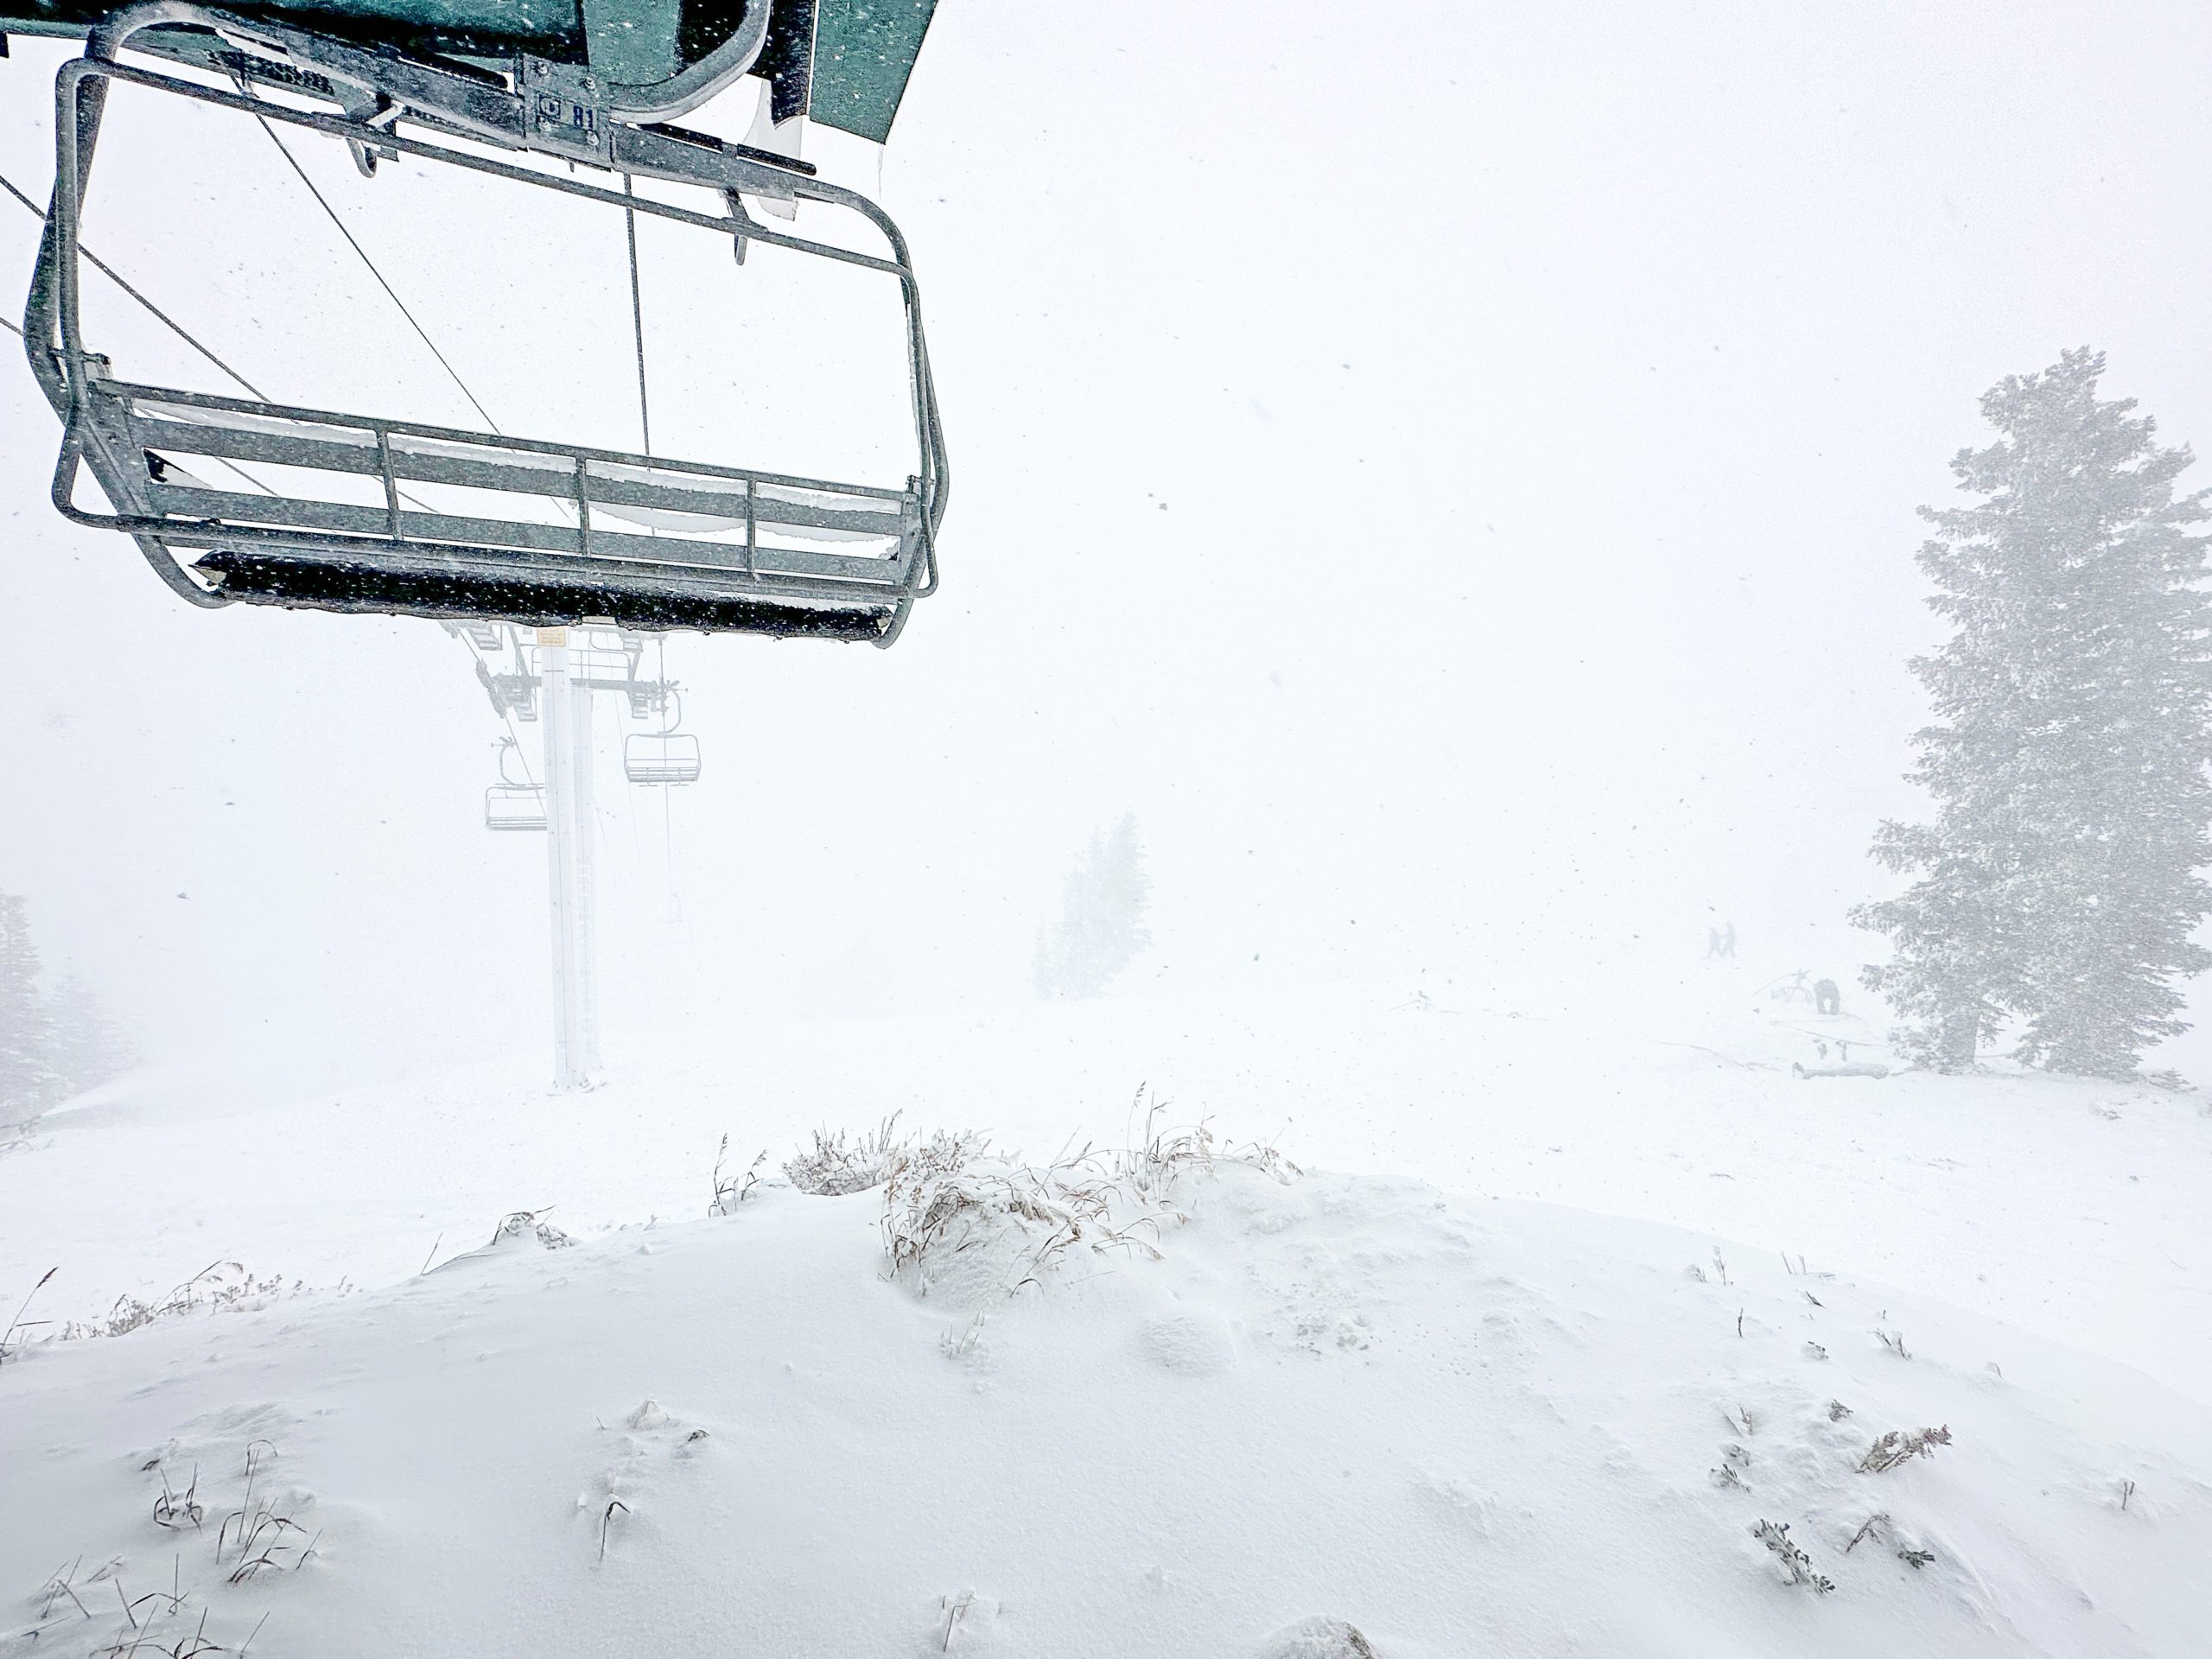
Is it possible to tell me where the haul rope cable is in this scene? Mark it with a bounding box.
[242,93,504,435]
[1,165,454,512]
[239,98,704,555]
[1,167,286,498]
[0,168,271,399]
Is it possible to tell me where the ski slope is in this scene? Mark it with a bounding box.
[4,961,2209,1656]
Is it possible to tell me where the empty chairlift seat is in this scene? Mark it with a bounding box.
[98,389,934,641]
[624,731,702,785]
[485,784,548,831]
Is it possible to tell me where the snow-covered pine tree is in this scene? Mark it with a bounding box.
[1852,349,2212,1076]
[0,893,60,1123]
[1033,814,1152,1000]
[42,968,137,1098]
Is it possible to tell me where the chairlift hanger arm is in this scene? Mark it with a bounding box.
[65,7,805,194]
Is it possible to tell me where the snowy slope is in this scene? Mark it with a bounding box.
[3,1156,2206,1658]
[8,957,2209,1402]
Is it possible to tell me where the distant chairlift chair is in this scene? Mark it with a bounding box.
[625,729,702,785]
[485,785,548,830]
[624,684,701,784]
[16,0,947,645]
[484,737,546,830]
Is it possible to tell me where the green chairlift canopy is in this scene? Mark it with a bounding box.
[0,1,938,137]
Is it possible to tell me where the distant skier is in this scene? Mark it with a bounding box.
[1706,927,1725,958]
[1719,921,1737,958]
[1815,977,1841,1015]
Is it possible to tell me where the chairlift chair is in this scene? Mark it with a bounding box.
[484,734,545,828]
[623,683,699,783]
[625,729,701,785]
[485,782,549,830]
[13,0,947,645]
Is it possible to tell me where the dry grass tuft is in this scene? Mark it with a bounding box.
[785,1113,906,1197]
[35,1262,308,1346]
[709,1135,766,1216]
[877,1087,1300,1299]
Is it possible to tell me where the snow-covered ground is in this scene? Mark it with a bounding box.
[4,958,2209,1656]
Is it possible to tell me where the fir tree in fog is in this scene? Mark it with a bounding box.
[1033,814,1151,999]
[41,968,136,1101]
[1853,350,2212,1075]
[1,895,59,1123]
[0,893,137,1122]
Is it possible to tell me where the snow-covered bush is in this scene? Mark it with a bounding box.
[1751,1519,1835,1593]
[429,1209,573,1274]
[1859,1425,1952,1473]
[1255,1617,1378,1659]
[876,1098,1294,1301]
[879,1132,1159,1300]
[785,1114,905,1196]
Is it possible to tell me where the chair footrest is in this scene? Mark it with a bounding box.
[194,550,897,640]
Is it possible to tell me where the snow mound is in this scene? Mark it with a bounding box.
[2,1163,2205,1656]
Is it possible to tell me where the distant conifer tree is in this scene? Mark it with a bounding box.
[0,893,60,1122]
[1853,350,2212,1075]
[1033,814,1152,999]
[42,967,137,1098]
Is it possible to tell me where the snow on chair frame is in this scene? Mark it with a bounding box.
[18,2,947,644]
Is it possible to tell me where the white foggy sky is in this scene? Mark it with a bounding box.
[3,0,2210,1078]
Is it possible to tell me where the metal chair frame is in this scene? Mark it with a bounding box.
[485,735,546,830]
[623,728,702,785]
[485,783,548,830]
[22,3,948,643]
[623,687,701,785]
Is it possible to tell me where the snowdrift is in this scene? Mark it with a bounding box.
[3,1156,2204,1657]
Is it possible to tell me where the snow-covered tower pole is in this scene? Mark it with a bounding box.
[537,627,594,1090]
[569,659,602,1077]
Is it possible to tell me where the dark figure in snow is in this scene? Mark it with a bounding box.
[1706,928,1725,958]
[1815,978,1841,1016]
[1719,922,1737,958]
